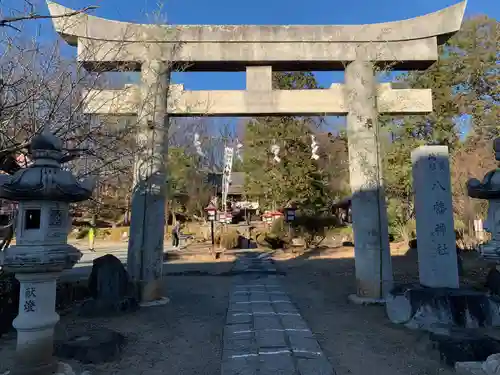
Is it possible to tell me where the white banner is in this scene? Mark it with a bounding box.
[221,147,234,211]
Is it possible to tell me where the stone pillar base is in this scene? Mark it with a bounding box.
[386,284,493,331]
[139,279,167,305]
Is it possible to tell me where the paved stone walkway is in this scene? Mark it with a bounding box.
[222,251,336,375]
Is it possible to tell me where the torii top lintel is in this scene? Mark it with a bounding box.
[47,1,466,71]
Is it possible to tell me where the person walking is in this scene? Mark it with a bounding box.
[88,215,96,252]
[172,220,180,248]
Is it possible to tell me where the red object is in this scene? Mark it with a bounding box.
[205,202,217,213]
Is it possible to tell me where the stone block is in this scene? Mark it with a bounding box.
[270,294,291,303]
[250,292,270,301]
[280,315,309,330]
[223,335,256,352]
[255,330,287,348]
[296,357,335,375]
[286,329,314,340]
[251,303,274,314]
[289,337,322,359]
[429,329,500,367]
[258,353,298,375]
[221,357,258,375]
[227,313,253,325]
[228,303,252,314]
[80,254,138,317]
[226,323,253,336]
[386,284,490,330]
[254,316,283,330]
[230,294,250,304]
[273,302,299,314]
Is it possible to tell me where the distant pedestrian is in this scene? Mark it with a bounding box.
[88,226,95,252]
[88,216,96,252]
[172,220,180,248]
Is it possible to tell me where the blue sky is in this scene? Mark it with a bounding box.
[1,0,498,136]
[5,0,497,90]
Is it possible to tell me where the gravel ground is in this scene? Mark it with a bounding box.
[276,248,456,375]
[0,275,231,375]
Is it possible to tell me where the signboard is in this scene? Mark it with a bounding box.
[284,208,296,222]
[234,201,259,210]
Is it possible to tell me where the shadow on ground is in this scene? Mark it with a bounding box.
[0,247,491,375]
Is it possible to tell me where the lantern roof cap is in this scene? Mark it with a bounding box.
[0,130,95,202]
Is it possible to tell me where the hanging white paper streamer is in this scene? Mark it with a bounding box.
[310,135,319,160]
[193,133,204,157]
[270,142,281,163]
[235,141,243,161]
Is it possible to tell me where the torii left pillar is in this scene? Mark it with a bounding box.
[346,60,393,303]
[127,59,170,302]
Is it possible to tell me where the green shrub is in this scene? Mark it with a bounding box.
[268,217,291,249]
[270,217,286,236]
[75,227,89,240]
[264,233,286,249]
[328,226,353,239]
[255,231,269,247]
[220,230,240,249]
[291,215,340,248]
[392,219,416,243]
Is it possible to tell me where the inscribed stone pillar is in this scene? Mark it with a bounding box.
[411,146,459,288]
[345,60,393,300]
[127,60,170,301]
[11,273,60,375]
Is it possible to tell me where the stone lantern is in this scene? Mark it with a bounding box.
[467,137,500,261]
[0,129,95,375]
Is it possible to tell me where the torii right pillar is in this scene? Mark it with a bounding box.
[345,60,393,303]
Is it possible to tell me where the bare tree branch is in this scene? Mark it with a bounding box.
[0,5,98,31]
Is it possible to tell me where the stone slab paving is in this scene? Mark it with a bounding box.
[222,252,336,375]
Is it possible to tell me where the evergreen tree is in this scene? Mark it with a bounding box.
[382,16,499,234]
[243,72,332,213]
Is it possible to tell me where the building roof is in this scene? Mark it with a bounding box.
[207,172,245,196]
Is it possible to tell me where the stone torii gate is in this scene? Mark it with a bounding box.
[47,1,466,302]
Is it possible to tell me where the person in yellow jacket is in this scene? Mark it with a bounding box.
[88,216,96,252]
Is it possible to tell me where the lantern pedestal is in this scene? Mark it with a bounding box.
[11,272,60,375]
